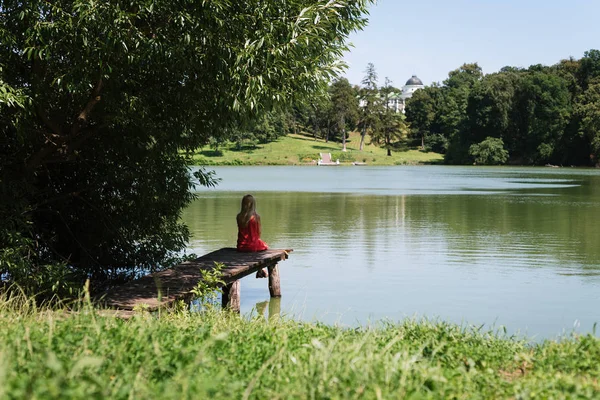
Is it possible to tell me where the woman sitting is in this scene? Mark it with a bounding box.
[236,194,269,277]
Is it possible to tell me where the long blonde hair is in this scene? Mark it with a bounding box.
[237,194,258,228]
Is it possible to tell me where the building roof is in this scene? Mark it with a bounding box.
[405,75,424,86]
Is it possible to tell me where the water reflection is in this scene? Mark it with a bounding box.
[254,298,281,321]
[183,166,600,338]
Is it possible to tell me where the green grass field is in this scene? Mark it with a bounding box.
[2,295,599,399]
[189,132,444,166]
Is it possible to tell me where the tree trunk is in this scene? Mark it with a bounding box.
[341,115,347,152]
[421,133,425,150]
[326,120,330,143]
[359,128,366,151]
[387,136,392,156]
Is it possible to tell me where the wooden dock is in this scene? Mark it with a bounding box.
[98,248,292,316]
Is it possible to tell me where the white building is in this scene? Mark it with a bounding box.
[358,75,425,113]
[399,75,424,113]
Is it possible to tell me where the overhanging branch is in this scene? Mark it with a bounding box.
[27,77,104,171]
[70,77,103,136]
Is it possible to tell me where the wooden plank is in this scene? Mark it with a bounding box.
[98,248,291,311]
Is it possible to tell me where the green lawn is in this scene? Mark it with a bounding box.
[2,297,600,399]
[189,132,444,166]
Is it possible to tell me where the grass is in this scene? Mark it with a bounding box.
[1,294,600,399]
[189,132,444,166]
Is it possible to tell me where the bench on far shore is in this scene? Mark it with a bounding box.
[98,248,292,318]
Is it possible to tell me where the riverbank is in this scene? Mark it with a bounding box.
[2,300,599,398]
[189,132,444,166]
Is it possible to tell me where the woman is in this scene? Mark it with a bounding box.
[236,194,269,277]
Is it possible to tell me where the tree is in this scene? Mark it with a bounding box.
[316,96,334,142]
[513,71,571,164]
[0,0,373,294]
[357,62,382,150]
[329,78,358,151]
[371,78,407,156]
[575,80,600,166]
[441,63,484,163]
[465,72,521,151]
[229,109,291,150]
[405,84,441,148]
[577,49,600,90]
[469,137,509,165]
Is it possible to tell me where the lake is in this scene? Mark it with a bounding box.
[183,165,600,340]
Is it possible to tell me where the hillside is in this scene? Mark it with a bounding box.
[189,132,444,166]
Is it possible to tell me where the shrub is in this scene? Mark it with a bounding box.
[193,157,215,166]
[297,153,319,162]
[332,152,356,162]
[191,262,225,307]
[469,137,509,165]
[536,143,554,164]
[222,159,244,166]
[201,149,224,157]
[424,134,449,154]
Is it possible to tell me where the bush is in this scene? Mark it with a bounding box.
[297,153,319,162]
[200,149,224,157]
[221,159,244,166]
[424,134,449,154]
[193,157,215,166]
[469,137,509,165]
[536,143,554,164]
[331,151,356,162]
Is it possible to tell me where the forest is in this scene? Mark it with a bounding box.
[405,51,600,166]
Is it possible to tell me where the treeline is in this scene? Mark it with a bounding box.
[209,109,295,151]
[224,63,407,157]
[405,50,600,166]
[288,64,407,155]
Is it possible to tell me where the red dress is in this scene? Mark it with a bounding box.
[237,215,268,252]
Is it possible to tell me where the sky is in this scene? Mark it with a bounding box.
[342,0,600,87]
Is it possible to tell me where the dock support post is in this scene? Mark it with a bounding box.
[268,264,281,298]
[222,280,241,313]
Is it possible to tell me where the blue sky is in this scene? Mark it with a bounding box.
[342,0,600,87]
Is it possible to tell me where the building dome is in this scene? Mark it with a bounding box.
[405,75,423,86]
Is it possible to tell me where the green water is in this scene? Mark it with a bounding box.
[183,166,600,339]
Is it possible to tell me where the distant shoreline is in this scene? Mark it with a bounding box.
[187,132,444,167]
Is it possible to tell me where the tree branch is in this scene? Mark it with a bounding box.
[70,77,103,136]
[27,78,104,171]
[35,104,63,137]
[68,122,107,153]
